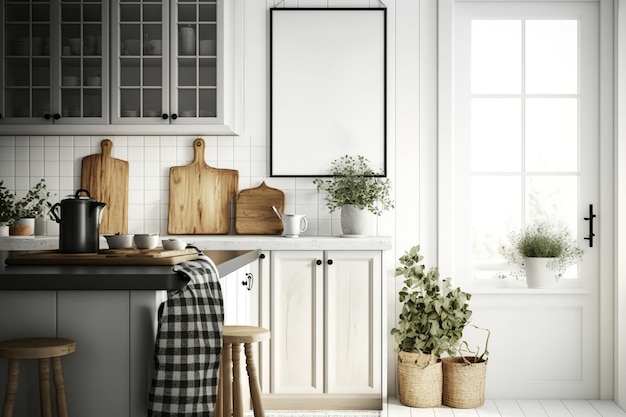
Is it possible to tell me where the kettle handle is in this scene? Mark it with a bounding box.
[75,189,91,198]
[50,202,61,223]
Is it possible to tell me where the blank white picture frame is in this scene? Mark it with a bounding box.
[270,8,387,177]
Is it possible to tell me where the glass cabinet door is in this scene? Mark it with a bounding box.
[173,0,218,122]
[1,0,107,123]
[113,0,168,123]
[3,0,51,121]
[60,0,106,121]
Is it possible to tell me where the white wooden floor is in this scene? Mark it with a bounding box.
[261,397,626,417]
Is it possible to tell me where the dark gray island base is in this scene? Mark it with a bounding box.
[0,249,260,417]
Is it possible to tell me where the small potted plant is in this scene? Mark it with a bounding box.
[14,179,55,235]
[391,245,472,408]
[0,181,17,236]
[501,222,584,288]
[313,155,394,236]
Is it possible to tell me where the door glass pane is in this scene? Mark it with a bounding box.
[526,20,578,94]
[471,98,521,172]
[525,98,578,172]
[143,89,162,117]
[199,89,216,117]
[178,89,196,117]
[121,89,140,117]
[471,20,521,94]
[472,176,522,271]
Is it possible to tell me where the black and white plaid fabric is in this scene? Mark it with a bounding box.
[148,253,223,417]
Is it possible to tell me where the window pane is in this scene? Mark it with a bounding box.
[525,98,578,172]
[471,98,522,172]
[471,20,521,94]
[472,177,522,266]
[526,175,578,232]
[526,20,578,94]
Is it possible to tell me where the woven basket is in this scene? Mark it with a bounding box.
[397,351,442,408]
[442,356,488,408]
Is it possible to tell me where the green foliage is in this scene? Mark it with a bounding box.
[501,222,584,277]
[14,179,54,219]
[313,155,394,215]
[391,245,473,357]
[0,181,17,225]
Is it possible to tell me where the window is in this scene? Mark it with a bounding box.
[445,1,599,286]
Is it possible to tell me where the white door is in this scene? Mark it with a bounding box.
[438,0,611,398]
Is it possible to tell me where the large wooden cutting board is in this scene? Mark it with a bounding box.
[168,138,239,234]
[6,248,198,266]
[235,182,285,235]
[81,139,129,234]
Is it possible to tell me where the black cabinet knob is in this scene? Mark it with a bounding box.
[53,113,61,120]
[0,114,3,119]
[316,259,322,265]
[171,113,178,120]
[327,259,333,265]
[161,113,169,119]
[44,114,52,120]
[259,253,266,259]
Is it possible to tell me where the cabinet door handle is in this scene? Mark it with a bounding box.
[327,259,333,265]
[316,259,322,265]
[241,272,253,291]
[171,113,178,120]
[584,204,596,248]
[161,113,169,119]
[44,113,52,120]
[259,253,266,259]
[53,113,61,120]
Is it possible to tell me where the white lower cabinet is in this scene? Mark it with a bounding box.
[259,250,383,410]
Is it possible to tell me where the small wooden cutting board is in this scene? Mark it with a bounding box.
[235,182,285,235]
[81,139,129,234]
[168,138,239,234]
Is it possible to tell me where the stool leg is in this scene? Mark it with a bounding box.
[52,357,69,417]
[222,343,232,417]
[38,359,52,417]
[244,343,265,417]
[2,359,19,417]
[231,343,243,417]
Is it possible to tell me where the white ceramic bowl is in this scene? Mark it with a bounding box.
[162,239,186,250]
[104,234,134,249]
[134,233,159,249]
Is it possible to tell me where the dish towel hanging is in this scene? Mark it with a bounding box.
[148,253,223,417]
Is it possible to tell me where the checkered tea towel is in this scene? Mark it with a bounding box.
[148,253,223,417]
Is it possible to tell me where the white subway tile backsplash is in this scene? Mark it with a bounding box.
[0,134,348,236]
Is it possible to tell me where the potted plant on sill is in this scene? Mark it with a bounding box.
[0,181,17,236]
[14,179,55,236]
[501,222,584,289]
[313,155,394,236]
[391,245,472,408]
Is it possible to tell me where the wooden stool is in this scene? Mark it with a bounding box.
[215,326,270,417]
[0,337,76,417]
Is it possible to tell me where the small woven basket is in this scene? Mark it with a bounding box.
[442,356,488,408]
[397,351,442,408]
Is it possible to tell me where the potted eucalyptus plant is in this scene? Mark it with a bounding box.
[14,179,54,235]
[501,222,584,288]
[313,155,393,236]
[391,245,472,408]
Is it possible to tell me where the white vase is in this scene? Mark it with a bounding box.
[340,204,372,236]
[0,225,8,237]
[34,217,47,235]
[524,257,558,288]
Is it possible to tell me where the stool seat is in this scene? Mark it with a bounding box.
[216,326,270,417]
[0,337,76,417]
[0,338,76,360]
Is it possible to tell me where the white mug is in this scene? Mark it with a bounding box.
[282,214,308,237]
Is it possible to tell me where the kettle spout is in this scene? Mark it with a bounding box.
[96,202,107,223]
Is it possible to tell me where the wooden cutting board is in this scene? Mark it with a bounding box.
[168,138,239,234]
[81,139,129,234]
[5,248,199,266]
[235,182,285,235]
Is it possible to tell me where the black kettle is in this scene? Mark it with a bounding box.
[51,189,107,253]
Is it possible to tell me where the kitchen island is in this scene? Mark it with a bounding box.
[0,249,260,417]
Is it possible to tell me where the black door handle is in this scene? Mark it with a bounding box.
[584,204,596,248]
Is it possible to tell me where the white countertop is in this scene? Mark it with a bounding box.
[0,235,392,252]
